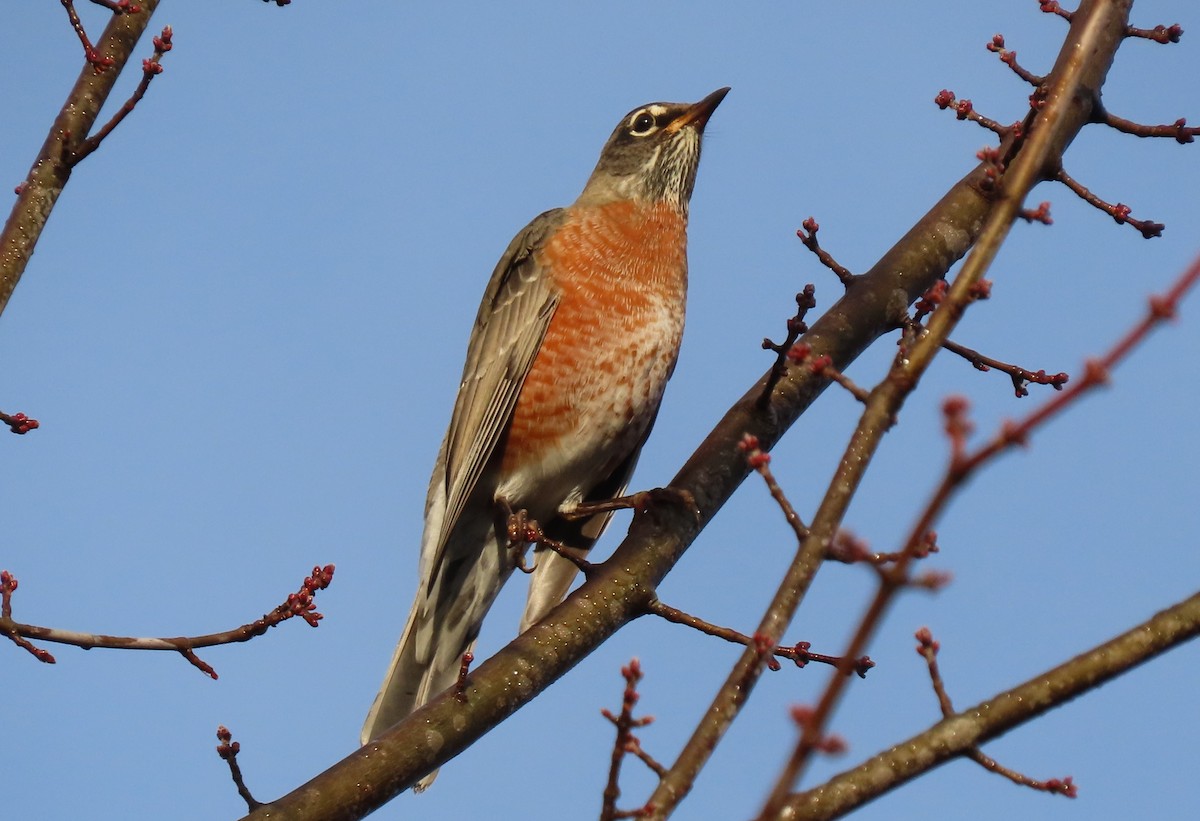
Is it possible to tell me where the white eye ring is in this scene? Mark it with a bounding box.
[629,110,657,136]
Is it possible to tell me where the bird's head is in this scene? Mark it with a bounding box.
[577,87,729,211]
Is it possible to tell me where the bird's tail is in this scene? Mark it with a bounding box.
[361,520,505,790]
[361,601,474,791]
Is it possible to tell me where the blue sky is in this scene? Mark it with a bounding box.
[3,3,1199,820]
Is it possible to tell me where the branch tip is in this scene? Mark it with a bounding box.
[797,219,855,287]
[1,410,40,434]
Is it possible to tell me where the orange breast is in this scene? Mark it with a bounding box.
[499,199,689,480]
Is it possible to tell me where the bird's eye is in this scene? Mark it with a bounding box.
[630,112,656,136]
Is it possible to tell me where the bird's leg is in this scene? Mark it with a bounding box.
[563,486,699,521]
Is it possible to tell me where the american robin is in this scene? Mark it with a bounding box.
[361,88,729,783]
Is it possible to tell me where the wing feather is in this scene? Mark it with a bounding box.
[428,208,566,581]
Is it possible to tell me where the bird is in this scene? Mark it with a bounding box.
[361,88,729,785]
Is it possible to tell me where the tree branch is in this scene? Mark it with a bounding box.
[0,0,161,316]
[1,565,334,678]
[662,4,1132,817]
[781,590,1200,820]
[236,3,1157,818]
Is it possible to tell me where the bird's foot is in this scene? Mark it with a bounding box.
[505,505,541,544]
[503,504,596,574]
[503,505,542,573]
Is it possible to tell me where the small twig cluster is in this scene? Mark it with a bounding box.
[757,253,1200,815]
[1123,21,1184,44]
[945,8,1195,240]
[507,488,698,578]
[934,88,1013,137]
[826,527,940,568]
[1038,1,1073,23]
[792,220,1066,402]
[787,706,848,757]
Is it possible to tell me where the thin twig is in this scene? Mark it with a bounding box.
[968,748,1077,797]
[737,435,808,543]
[645,600,871,675]
[987,34,1046,86]
[1039,1,1072,23]
[599,659,655,821]
[934,89,1015,135]
[217,726,262,811]
[0,565,335,678]
[1055,166,1164,238]
[507,509,598,575]
[796,219,855,286]
[1018,200,1053,224]
[1,571,56,663]
[940,337,1069,397]
[1124,21,1183,44]
[1098,110,1196,144]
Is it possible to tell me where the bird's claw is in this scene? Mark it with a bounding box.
[503,506,542,572]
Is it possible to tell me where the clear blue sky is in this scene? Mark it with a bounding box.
[4,3,1198,819]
